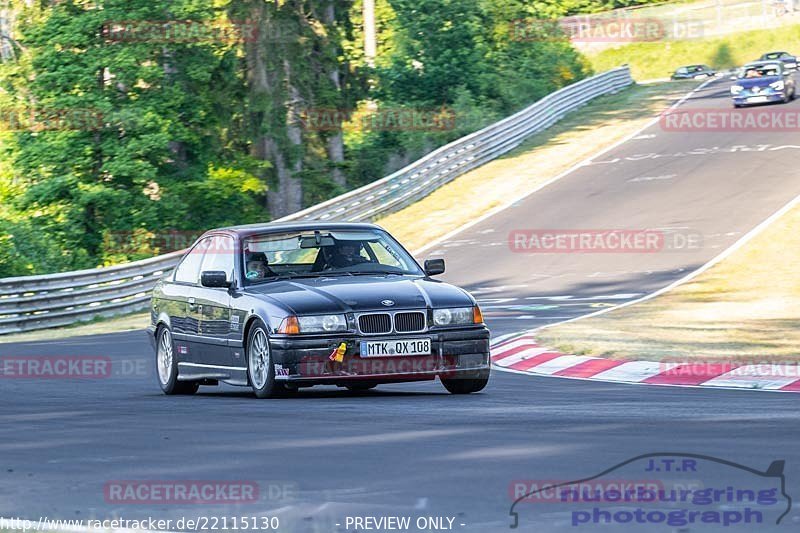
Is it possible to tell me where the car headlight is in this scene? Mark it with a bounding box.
[730,85,744,94]
[433,306,483,326]
[770,80,785,91]
[279,314,347,334]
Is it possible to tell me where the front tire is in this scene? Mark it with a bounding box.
[441,369,490,395]
[247,320,282,399]
[156,326,199,395]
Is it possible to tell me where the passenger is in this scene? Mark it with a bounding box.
[246,260,269,280]
[245,252,273,280]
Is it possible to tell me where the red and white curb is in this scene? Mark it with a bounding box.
[490,334,800,393]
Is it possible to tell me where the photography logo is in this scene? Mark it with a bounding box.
[508,453,791,529]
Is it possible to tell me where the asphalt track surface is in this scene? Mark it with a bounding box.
[2,78,800,532]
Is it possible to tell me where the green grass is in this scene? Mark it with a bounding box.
[588,24,800,80]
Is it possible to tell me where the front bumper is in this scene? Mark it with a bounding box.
[269,327,490,384]
[732,91,785,105]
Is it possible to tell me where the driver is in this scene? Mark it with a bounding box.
[327,241,367,269]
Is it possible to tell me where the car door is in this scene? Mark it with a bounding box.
[194,234,236,367]
[170,237,210,362]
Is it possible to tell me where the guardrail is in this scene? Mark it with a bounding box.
[0,66,632,336]
[0,251,184,335]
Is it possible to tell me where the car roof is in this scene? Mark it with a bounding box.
[762,51,788,56]
[743,61,782,69]
[201,221,385,240]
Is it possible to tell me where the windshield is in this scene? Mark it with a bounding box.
[241,228,424,283]
[739,63,782,78]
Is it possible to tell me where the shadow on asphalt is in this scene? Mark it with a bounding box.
[190,386,452,401]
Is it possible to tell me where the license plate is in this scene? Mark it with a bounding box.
[748,96,768,103]
[360,338,431,357]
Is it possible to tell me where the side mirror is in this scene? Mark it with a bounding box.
[200,271,231,288]
[424,258,445,276]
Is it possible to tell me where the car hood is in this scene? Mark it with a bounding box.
[736,76,782,88]
[242,275,474,315]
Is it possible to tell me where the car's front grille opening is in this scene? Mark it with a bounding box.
[358,313,392,334]
[394,312,426,333]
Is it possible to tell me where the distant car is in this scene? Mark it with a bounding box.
[148,222,491,398]
[759,51,798,70]
[671,64,716,80]
[731,61,796,107]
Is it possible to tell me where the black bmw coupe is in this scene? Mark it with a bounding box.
[148,222,491,398]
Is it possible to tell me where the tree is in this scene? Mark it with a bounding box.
[230,0,363,219]
[0,0,263,273]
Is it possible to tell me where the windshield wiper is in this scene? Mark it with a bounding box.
[261,273,323,281]
[350,271,405,276]
[255,271,404,282]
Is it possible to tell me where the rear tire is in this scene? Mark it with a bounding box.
[246,320,283,399]
[441,369,490,395]
[156,326,199,395]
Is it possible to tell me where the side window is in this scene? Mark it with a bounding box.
[174,238,210,284]
[200,235,235,283]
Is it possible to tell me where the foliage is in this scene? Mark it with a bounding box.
[1,0,264,271]
[0,0,638,275]
[347,0,590,185]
